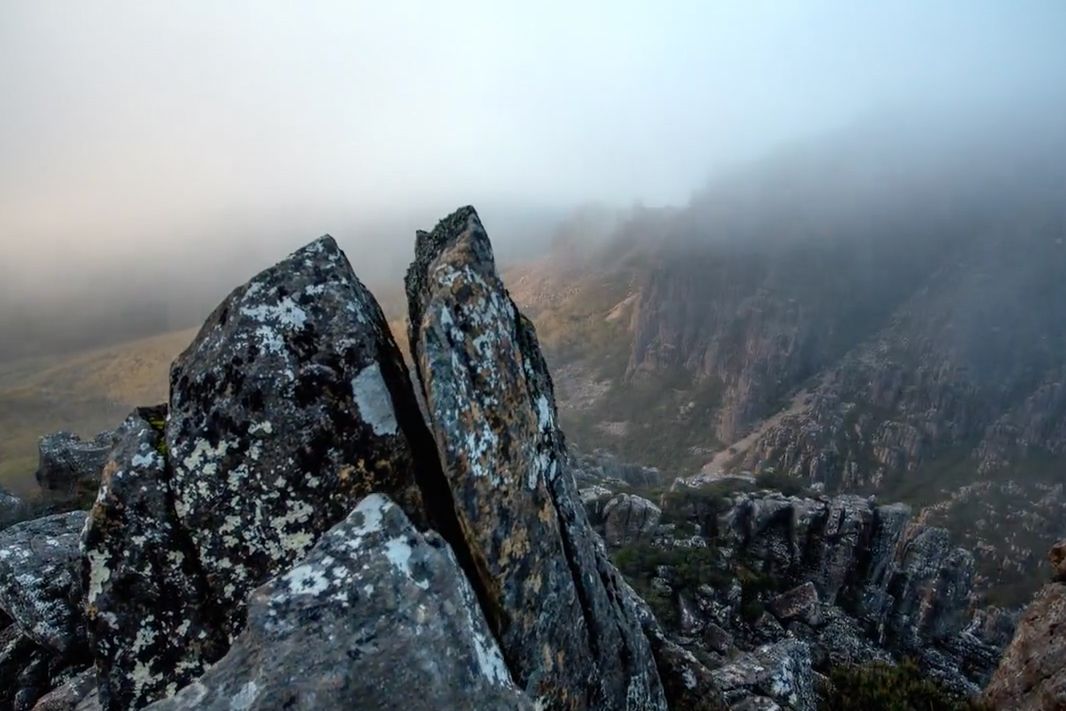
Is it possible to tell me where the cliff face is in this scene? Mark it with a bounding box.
[983,542,1066,710]
[511,131,1066,604]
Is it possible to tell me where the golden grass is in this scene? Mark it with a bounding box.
[0,329,196,495]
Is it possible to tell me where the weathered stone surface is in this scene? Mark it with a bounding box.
[768,583,819,625]
[0,489,32,532]
[603,493,662,548]
[406,207,665,709]
[166,235,431,636]
[82,407,226,710]
[711,640,815,711]
[0,512,86,657]
[36,432,117,504]
[0,626,38,709]
[149,495,532,711]
[30,667,98,710]
[984,543,1066,710]
[886,526,974,648]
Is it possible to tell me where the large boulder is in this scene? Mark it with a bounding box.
[149,495,532,711]
[603,493,662,548]
[0,512,87,657]
[405,207,666,709]
[768,582,820,626]
[166,235,433,636]
[82,407,227,710]
[36,432,117,503]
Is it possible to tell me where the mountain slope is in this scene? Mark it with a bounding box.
[511,122,1066,602]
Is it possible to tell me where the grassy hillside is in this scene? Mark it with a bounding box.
[0,329,196,495]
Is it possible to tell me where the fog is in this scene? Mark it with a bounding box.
[2,1,1065,359]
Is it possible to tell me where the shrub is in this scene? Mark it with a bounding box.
[755,469,808,497]
[823,660,991,711]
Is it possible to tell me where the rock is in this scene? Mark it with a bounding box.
[702,621,734,655]
[149,495,532,711]
[813,496,870,604]
[405,207,665,709]
[628,595,727,711]
[984,581,1066,708]
[82,407,227,710]
[0,489,32,531]
[36,431,116,504]
[711,640,816,711]
[0,626,39,709]
[886,527,974,648]
[768,583,820,626]
[1050,540,1066,582]
[578,484,614,526]
[166,235,433,636]
[0,512,87,657]
[603,493,662,547]
[30,667,98,710]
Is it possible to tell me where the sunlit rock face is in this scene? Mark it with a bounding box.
[166,235,428,635]
[405,206,666,710]
[148,495,532,711]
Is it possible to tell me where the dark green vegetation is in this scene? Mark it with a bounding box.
[823,660,991,711]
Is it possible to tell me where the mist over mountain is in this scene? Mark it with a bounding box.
[510,111,1066,605]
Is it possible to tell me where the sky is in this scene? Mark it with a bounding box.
[2,1,1065,318]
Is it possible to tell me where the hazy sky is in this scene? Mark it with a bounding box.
[2,1,1065,298]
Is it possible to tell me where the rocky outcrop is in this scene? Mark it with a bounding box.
[581,475,1012,699]
[711,640,816,711]
[83,236,447,708]
[604,493,662,547]
[0,512,87,658]
[149,495,531,711]
[406,206,665,709]
[36,432,117,505]
[166,235,431,634]
[82,406,226,709]
[983,542,1066,710]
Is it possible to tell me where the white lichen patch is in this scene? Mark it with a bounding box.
[86,549,112,602]
[350,363,398,436]
[279,563,330,597]
[383,536,428,590]
[240,296,308,330]
[230,680,259,710]
[248,421,274,436]
[181,439,234,478]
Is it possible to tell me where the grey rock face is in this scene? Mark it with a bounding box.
[166,235,430,636]
[0,489,32,532]
[36,432,117,504]
[886,526,974,648]
[0,512,87,657]
[82,407,226,710]
[711,640,815,711]
[603,493,662,547]
[148,495,532,711]
[405,207,666,709]
[30,667,99,711]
